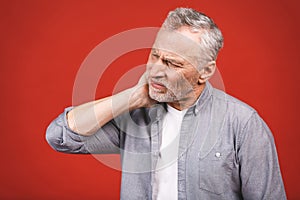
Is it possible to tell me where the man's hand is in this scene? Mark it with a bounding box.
[129,72,157,109]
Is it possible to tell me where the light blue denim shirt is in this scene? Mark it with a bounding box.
[46,82,286,200]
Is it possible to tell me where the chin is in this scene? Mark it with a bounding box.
[149,89,176,103]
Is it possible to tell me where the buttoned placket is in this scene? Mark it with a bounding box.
[150,104,165,200]
[150,83,213,200]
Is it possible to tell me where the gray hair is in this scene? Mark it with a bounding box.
[162,8,224,63]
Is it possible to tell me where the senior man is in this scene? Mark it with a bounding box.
[46,8,286,200]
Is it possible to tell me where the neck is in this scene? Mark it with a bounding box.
[168,83,206,111]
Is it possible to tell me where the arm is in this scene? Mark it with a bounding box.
[46,74,156,153]
[238,112,286,199]
[67,84,154,136]
[46,107,122,154]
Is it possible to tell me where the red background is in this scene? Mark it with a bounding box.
[1,0,299,199]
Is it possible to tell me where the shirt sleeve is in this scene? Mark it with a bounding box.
[238,112,287,200]
[45,107,121,154]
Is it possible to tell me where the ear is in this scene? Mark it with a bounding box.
[198,61,216,84]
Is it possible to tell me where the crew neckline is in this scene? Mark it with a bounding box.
[167,104,188,116]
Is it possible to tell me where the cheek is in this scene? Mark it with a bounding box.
[146,60,152,71]
[166,70,189,89]
[185,68,200,82]
[177,70,199,88]
[166,69,181,81]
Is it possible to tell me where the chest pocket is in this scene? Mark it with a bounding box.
[198,149,234,195]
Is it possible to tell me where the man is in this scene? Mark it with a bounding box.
[46,8,286,199]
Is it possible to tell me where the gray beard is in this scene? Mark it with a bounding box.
[148,77,195,103]
[148,85,185,103]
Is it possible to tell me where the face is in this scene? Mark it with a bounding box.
[146,28,204,104]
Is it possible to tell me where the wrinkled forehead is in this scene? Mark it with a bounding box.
[153,29,203,66]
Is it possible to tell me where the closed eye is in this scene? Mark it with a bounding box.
[165,59,183,68]
[150,51,160,61]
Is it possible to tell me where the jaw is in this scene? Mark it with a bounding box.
[167,83,206,110]
[149,83,205,111]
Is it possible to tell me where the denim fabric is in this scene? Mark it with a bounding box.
[46,82,286,200]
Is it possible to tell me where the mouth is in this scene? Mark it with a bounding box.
[150,80,166,90]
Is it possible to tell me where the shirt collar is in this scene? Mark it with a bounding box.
[191,81,213,115]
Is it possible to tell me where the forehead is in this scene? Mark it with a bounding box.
[152,28,202,66]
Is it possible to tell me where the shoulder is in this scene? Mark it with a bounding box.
[209,87,261,134]
[210,87,273,144]
[212,87,255,112]
[115,107,155,127]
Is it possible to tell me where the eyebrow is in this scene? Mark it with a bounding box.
[151,48,160,55]
[151,48,185,66]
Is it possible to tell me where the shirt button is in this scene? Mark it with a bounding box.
[215,152,221,158]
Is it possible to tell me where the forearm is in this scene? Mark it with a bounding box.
[46,107,121,154]
[67,86,144,136]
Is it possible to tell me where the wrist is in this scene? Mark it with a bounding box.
[128,86,146,110]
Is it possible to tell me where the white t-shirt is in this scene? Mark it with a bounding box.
[152,105,187,200]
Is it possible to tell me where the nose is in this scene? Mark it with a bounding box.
[147,58,167,79]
